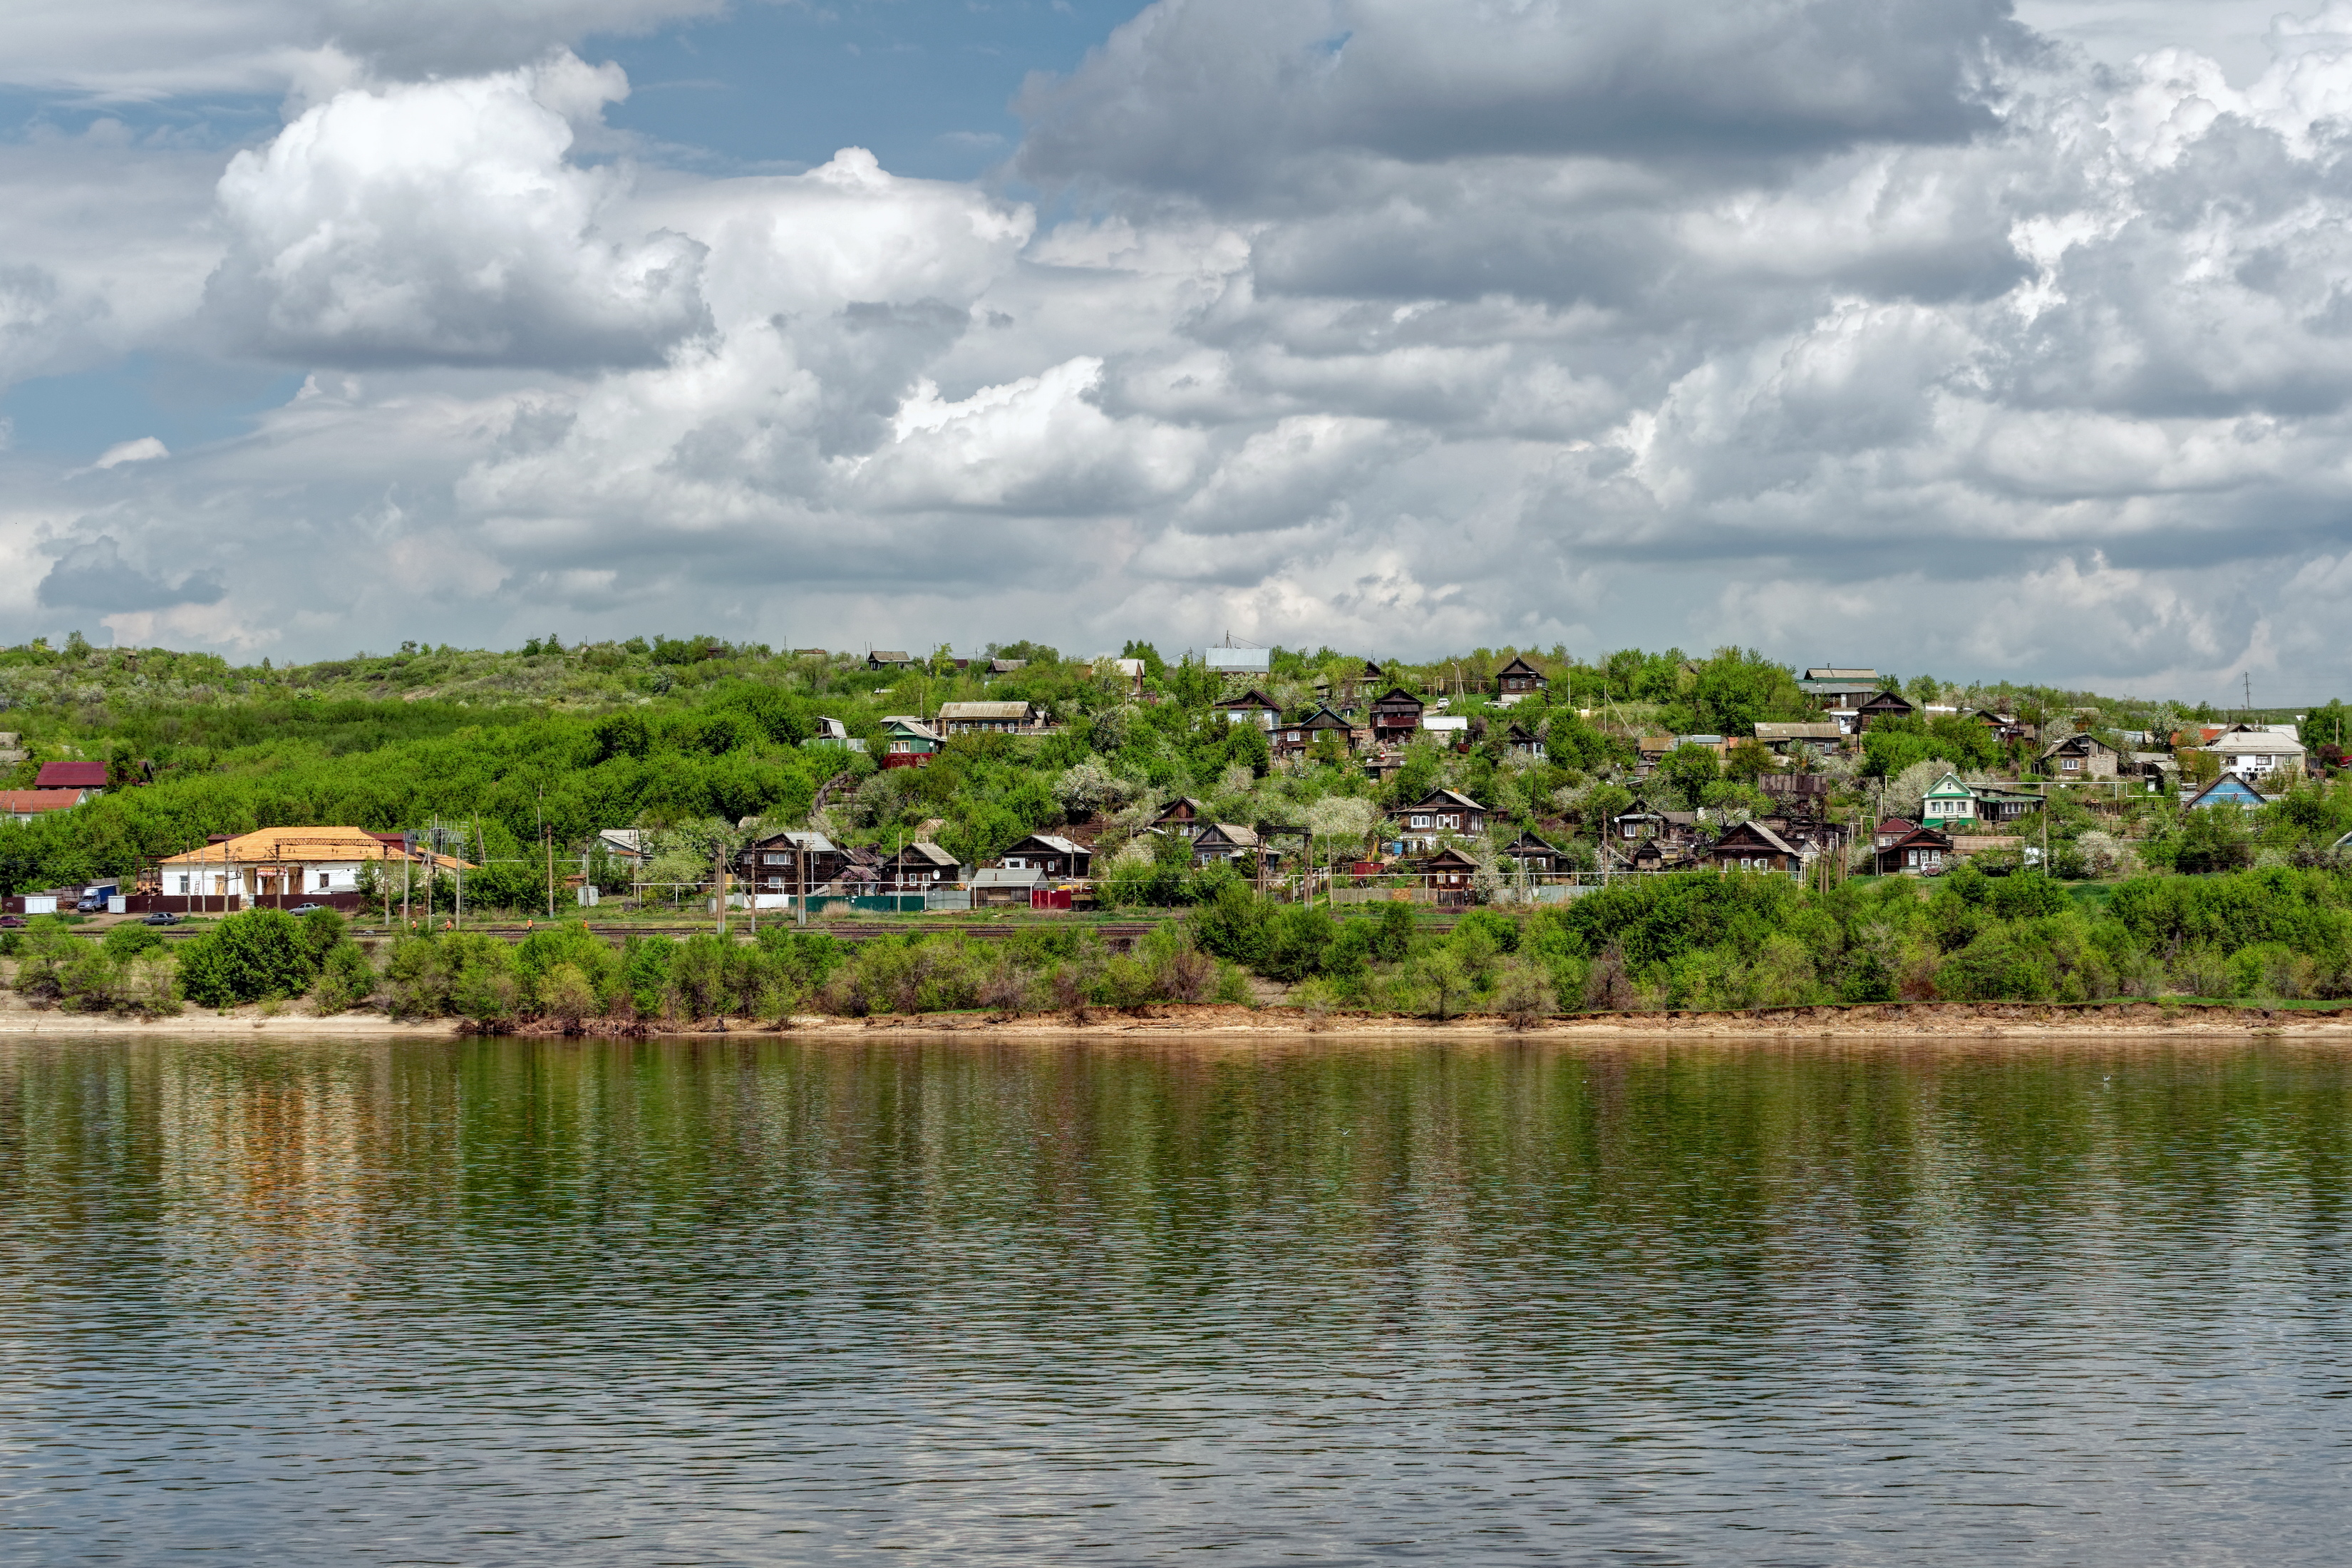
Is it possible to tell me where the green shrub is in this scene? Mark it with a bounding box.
[177,909,316,1008]
[311,942,377,1013]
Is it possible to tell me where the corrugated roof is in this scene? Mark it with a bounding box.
[971,866,1044,887]
[0,790,84,814]
[936,701,1035,721]
[35,760,106,788]
[1753,721,1844,740]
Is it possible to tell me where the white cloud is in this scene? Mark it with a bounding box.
[91,438,170,470]
[18,6,2352,702]
[207,54,708,367]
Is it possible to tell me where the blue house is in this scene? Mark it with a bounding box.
[2184,775,2267,810]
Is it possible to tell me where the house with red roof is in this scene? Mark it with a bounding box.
[33,760,107,798]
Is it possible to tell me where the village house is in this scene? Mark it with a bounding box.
[1874,817,1918,850]
[2202,723,2308,781]
[879,716,942,766]
[1,790,87,826]
[2185,775,2269,810]
[1919,772,1978,826]
[1854,691,1916,731]
[1701,820,1802,874]
[1214,689,1282,729]
[738,830,852,897]
[1093,657,1148,700]
[1611,797,1702,845]
[1876,825,1955,875]
[594,828,653,877]
[935,700,1043,736]
[1391,789,1488,849]
[2040,732,2121,780]
[154,827,463,909]
[1634,736,1675,777]
[1504,723,1546,760]
[970,865,1046,907]
[1802,680,1884,731]
[1189,822,1261,866]
[1495,656,1549,698]
[1418,846,1480,905]
[866,650,917,670]
[1274,704,1356,760]
[1500,830,1565,875]
[999,833,1092,879]
[881,841,961,889]
[1151,798,1212,840]
[1368,685,1425,746]
[33,760,107,798]
[1753,721,1846,755]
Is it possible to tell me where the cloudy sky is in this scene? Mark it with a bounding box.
[1,0,2346,699]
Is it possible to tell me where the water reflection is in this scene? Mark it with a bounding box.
[1,1035,2348,1564]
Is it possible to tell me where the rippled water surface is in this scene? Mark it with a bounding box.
[2,1033,2350,1564]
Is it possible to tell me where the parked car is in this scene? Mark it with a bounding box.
[142,912,184,926]
[0,915,24,929]
[288,903,328,916]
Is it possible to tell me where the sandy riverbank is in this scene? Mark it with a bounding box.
[4,999,2351,1039]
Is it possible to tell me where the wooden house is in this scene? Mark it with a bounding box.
[1151,798,1212,840]
[936,701,1043,736]
[999,834,1092,879]
[866,650,916,670]
[1855,691,1915,731]
[1367,685,1425,745]
[1504,723,1546,760]
[1920,771,1978,825]
[33,760,106,795]
[879,716,942,768]
[881,841,960,889]
[1609,798,1699,845]
[1189,822,1261,866]
[2185,775,2269,810]
[1874,817,1917,850]
[1418,846,1480,904]
[1392,789,1488,847]
[1500,830,1564,874]
[1701,820,1802,874]
[740,830,852,894]
[1753,721,1845,754]
[1215,688,1281,730]
[1633,736,1674,777]
[1495,656,1548,698]
[1341,659,1386,703]
[1274,704,1356,760]
[2039,731,2121,780]
[1874,825,1954,875]
[970,866,1046,907]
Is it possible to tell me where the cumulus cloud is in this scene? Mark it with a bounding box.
[21,4,2352,699]
[207,53,708,368]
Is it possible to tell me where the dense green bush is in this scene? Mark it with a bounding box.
[177,909,319,1007]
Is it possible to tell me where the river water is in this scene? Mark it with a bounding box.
[1,1033,2347,1565]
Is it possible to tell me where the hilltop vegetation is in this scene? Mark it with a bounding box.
[0,632,2347,909]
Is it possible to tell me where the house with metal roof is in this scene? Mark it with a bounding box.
[935,701,1042,736]
[1,790,86,825]
[33,760,106,795]
[999,834,1092,879]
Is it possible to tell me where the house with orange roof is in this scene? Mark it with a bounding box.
[153,827,471,907]
[1,790,87,825]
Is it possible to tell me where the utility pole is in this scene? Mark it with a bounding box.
[715,837,727,936]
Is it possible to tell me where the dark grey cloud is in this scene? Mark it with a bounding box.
[37,535,225,612]
[1017,0,2036,201]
